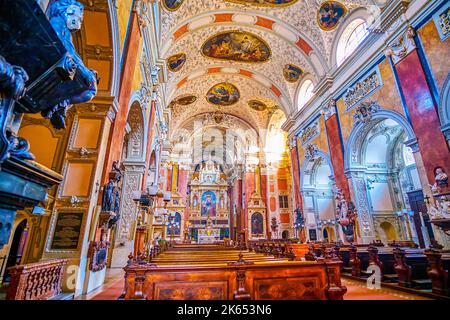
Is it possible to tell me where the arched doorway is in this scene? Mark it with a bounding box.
[344,105,425,244]
[301,151,337,242]
[2,219,28,282]
[281,230,289,239]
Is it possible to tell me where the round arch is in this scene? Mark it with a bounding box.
[344,109,417,172]
[300,150,335,190]
[330,7,374,67]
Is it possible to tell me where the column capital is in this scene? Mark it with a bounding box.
[384,25,416,64]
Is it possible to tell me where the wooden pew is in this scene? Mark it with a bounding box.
[286,243,309,260]
[425,249,450,296]
[394,247,431,289]
[123,257,347,300]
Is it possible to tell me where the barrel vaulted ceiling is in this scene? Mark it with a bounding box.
[160,0,377,136]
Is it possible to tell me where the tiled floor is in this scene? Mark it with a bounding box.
[86,270,431,300]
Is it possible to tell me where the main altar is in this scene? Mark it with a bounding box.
[188,159,230,242]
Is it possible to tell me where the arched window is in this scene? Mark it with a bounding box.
[297,80,314,111]
[336,18,369,66]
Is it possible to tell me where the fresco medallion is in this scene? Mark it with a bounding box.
[175,95,197,106]
[248,100,268,111]
[162,0,184,11]
[317,1,348,31]
[167,53,186,72]
[202,31,271,63]
[283,64,303,83]
[206,82,240,106]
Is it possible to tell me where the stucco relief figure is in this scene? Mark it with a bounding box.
[430,166,449,193]
[45,0,98,129]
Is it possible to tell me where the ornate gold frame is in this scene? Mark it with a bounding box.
[201,30,272,64]
[316,1,348,31]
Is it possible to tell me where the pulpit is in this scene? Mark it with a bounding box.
[0,0,97,248]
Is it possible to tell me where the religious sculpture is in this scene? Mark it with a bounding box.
[430,166,449,193]
[101,161,123,228]
[429,196,450,220]
[335,188,357,242]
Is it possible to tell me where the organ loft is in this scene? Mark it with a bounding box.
[0,0,450,306]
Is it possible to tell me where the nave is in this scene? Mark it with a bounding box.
[85,244,430,301]
[1,0,450,304]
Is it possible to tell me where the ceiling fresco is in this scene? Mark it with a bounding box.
[160,0,381,141]
[206,82,241,106]
[167,53,187,72]
[202,31,271,63]
[224,0,299,7]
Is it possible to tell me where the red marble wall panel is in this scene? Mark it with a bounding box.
[178,169,189,202]
[101,12,141,185]
[325,114,351,200]
[418,20,450,90]
[270,196,276,212]
[280,213,290,223]
[277,179,287,191]
[396,50,450,184]
[290,146,303,210]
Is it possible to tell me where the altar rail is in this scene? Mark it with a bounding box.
[6,259,67,300]
[123,258,346,300]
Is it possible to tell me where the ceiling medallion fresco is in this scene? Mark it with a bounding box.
[201,31,271,63]
[172,94,197,106]
[283,64,303,83]
[317,1,348,31]
[162,0,184,12]
[248,100,268,111]
[206,82,240,106]
[167,53,186,72]
[224,0,299,7]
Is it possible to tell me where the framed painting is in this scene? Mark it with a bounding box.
[248,99,267,111]
[167,53,186,72]
[317,1,347,31]
[173,94,197,106]
[202,31,271,63]
[162,0,184,12]
[206,82,240,106]
[283,64,303,82]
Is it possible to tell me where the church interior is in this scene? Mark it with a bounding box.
[0,0,450,303]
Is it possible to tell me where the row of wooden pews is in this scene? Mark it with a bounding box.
[123,243,347,300]
[315,240,450,297]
